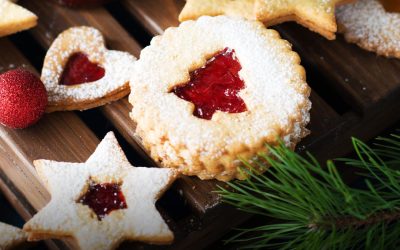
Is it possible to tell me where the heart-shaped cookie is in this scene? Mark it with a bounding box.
[41,26,136,112]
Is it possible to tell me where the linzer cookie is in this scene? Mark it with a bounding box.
[24,132,178,250]
[179,0,255,21]
[0,222,27,249]
[337,0,400,58]
[41,26,136,112]
[0,0,37,37]
[255,0,354,40]
[129,16,311,181]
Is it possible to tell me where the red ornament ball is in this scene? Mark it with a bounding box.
[0,69,48,129]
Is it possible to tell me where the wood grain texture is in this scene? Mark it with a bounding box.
[0,39,99,249]
[22,0,349,214]
[122,0,400,151]
[121,0,182,34]
[22,0,227,214]
[1,0,400,249]
[123,0,400,113]
[1,1,256,248]
[275,23,400,112]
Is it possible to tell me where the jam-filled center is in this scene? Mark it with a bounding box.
[78,181,127,220]
[379,0,400,12]
[60,52,105,86]
[171,48,247,120]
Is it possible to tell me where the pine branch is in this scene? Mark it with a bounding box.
[219,133,400,249]
[312,209,400,230]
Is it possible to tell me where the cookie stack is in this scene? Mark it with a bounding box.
[0,0,399,249]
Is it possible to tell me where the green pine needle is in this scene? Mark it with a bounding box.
[219,133,400,249]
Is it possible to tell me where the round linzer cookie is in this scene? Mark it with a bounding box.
[41,26,137,112]
[337,0,400,58]
[129,16,311,181]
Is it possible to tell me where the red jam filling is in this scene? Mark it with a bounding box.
[379,0,400,12]
[172,48,247,120]
[79,182,127,220]
[60,52,105,86]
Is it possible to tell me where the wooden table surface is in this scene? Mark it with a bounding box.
[0,0,400,249]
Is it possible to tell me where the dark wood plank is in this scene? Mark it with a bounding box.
[0,38,102,249]
[24,0,356,211]
[13,2,256,248]
[121,0,400,152]
[119,0,358,150]
[123,0,400,113]
[0,140,67,250]
[22,1,141,56]
[21,0,226,214]
[275,23,400,113]
[121,0,361,144]
[3,1,400,249]
[121,0,182,34]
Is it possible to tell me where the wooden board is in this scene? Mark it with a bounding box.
[0,0,399,249]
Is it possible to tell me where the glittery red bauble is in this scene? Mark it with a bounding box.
[0,69,48,129]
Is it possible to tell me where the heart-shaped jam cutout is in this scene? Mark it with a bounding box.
[60,52,105,86]
[172,48,247,120]
[379,0,400,12]
[78,181,127,220]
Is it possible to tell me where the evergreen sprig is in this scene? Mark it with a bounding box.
[219,133,400,249]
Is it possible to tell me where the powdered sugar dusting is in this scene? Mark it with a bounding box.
[25,132,178,249]
[0,0,37,37]
[41,26,136,105]
[129,16,311,181]
[0,0,7,13]
[0,222,27,249]
[337,0,400,57]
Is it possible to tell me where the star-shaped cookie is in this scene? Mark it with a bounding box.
[23,132,178,250]
[0,222,27,249]
[179,0,255,21]
[337,0,400,58]
[0,0,37,37]
[255,0,354,39]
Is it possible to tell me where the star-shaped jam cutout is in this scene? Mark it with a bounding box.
[172,48,247,120]
[379,0,400,13]
[255,0,350,39]
[24,132,178,250]
[78,181,127,220]
[0,0,37,37]
[60,52,105,86]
